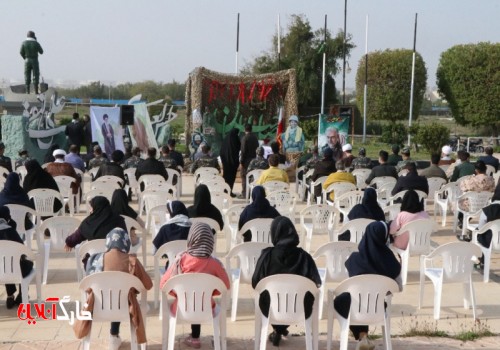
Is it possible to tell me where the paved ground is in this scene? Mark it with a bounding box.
[1,173,499,349]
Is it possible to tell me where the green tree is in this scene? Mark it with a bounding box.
[411,123,450,154]
[355,49,427,122]
[436,42,500,139]
[243,14,354,114]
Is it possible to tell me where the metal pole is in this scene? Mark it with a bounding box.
[320,15,327,115]
[235,13,240,74]
[342,0,347,105]
[362,15,368,144]
[408,13,418,146]
[277,14,281,71]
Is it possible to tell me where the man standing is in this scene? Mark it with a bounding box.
[101,114,116,155]
[239,124,259,198]
[65,113,84,153]
[20,31,43,94]
[321,127,343,161]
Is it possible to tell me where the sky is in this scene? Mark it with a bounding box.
[1,0,498,91]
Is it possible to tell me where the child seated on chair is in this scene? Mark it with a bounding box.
[252,216,321,347]
[77,227,152,350]
[0,206,34,309]
[160,222,230,349]
[334,221,401,350]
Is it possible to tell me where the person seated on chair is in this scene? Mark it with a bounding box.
[153,200,192,256]
[391,162,429,196]
[167,139,184,169]
[252,216,321,347]
[78,228,152,349]
[449,150,475,182]
[160,222,230,349]
[479,146,499,172]
[322,160,356,201]
[307,147,336,201]
[45,149,81,196]
[135,147,169,189]
[334,221,401,350]
[351,147,372,170]
[110,189,141,246]
[122,146,143,170]
[341,143,355,169]
[64,144,85,173]
[158,145,178,170]
[474,182,500,270]
[0,172,35,230]
[255,154,289,185]
[238,186,281,242]
[190,144,220,174]
[87,145,109,170]
[14,149,33,170]
[247,146,270,173]
[270,141,287,165]
[418,154,447,180]
[364,150,398,187]
[95,150,126,186]
[186,184,224,231]
[395,147,416,173]
[338,188,385,242]
[0,206,34,309]
[64,196,127,253]
[389,189,429,250]
[0,142,13,173]
[387,144,403,166]
[438,145,455,166]
[23,159,62,215]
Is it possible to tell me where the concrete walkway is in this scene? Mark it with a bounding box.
[1,173,499,349]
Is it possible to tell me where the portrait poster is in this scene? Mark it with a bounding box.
[317,113,350,151]
[89,106,124,154]
[127,103,158,152]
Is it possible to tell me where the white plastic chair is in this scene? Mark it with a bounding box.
[0,241,41,305]
[383,203,401,222]
[84,188,115,213]
[333,190,363,218]
[54,175,80,216]
[153,240,187,309]
[238,218,274,244]
[427,177,447,201]
[144,183,177,200]
[204,180,231,195]
[90,179,122,192]
[224,204,246,250]
[299,205,338,252]
[161,273,228,350]
[122,215,147,265]
[138,174,166,196]
[453,191,493,237]
[140,190,174,217]
[28,188,64,218]
[369,176,397,189]
[0,166,10,178]
[301,169,315,201]
[322,182,356,206]
[267,190,298,221]
[391,218,436,285]
[485,164,496,177]
[295,165,306,194]
[146,205,169,239]
[327,275,400,350]
[210,192,233,216]
[225,242,272,321]
[472,219,500,283]
[337,218,375,243]
[5,204,38,250]
[262,181,289,196]
[165,168,181,199]
[433,182,459,226]
[312,241,358,319]
[36,216,80,284]
[307,176,328,205]
[87,167,99,181]
[494,171,500,186]
[16,165,28,186]
[246,169,265,200]
[388,189,428,210]
[79,271,148,350]
[194,167,220,185]
[124,168,140,199]
[190,217,221,232]
[75,239,107,282]
[419,242,482,320]
[254,274,319,350]
[94,175,125,188]
[352,168,371,190]
[376,182,396,207]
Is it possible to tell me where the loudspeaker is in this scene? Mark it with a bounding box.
[120,105,135,125]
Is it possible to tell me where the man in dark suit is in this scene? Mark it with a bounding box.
[95,150,126,185]
[391,162,429,195]
[479,147,499,172]
[135,147,168,190]
[167,139,184,169]
[310,147,337,198]
[365,150,398,186]
[65,113,84,154]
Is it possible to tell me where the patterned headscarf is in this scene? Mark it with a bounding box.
[86,227,131,275]
[186,222,214,258]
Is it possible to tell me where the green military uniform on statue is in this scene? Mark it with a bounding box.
[20,31,43,94]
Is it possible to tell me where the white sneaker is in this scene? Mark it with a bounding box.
[109,335,122,350]
[356,335,375,350]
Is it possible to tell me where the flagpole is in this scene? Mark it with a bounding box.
[235,13,240,75]
[362,15,368,144]
[407,13,417,146]
[342,0,347,105]
[320,14,327,115]
[277,14,281,71]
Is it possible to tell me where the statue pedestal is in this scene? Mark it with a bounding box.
[1,115,67,164]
